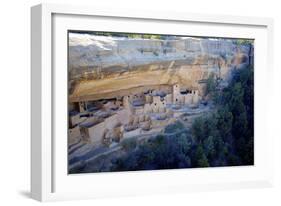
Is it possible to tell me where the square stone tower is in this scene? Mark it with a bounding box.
[172,84,180,104]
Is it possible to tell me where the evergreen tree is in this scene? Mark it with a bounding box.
[195,145,210,167]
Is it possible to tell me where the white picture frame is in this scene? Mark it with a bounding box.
[31,3,274,202]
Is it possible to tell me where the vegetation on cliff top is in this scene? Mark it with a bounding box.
[70,31,254,45]
[70,31,162,39]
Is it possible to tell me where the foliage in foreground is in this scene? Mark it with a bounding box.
[111,125,193,171]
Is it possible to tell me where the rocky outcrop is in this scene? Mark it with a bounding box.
[69,33,253,102]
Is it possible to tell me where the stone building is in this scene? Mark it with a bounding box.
[123,128,142,139]
[116,108,131,125]
[80,113,123,145]
[69,112,86,127]
[172,84,200,106]
[143,95,166,114]
[68,126,81,145]
[68,83,202,147]
[80,121,106,145]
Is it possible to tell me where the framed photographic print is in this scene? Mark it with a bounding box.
[31,3,274,201]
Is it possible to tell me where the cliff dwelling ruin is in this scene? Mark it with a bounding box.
[67,31,254,173]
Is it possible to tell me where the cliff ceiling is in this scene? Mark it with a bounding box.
[68,33,253,102]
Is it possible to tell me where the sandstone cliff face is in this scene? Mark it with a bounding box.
[69,33,253,102]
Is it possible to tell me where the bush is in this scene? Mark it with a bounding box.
[205,73,216,96]
[195,145,209,167]
[111,132,193,171]
[121,138,137,151]
[164,121,185,134]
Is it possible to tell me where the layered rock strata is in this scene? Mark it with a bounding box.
[69,33,253,102]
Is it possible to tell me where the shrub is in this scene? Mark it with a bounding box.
[121,138,137,151]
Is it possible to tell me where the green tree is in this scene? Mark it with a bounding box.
[177,133,192,154]
[205,73,216,96]
[216,107,233,141]
[195,145,209,167]
[234,39,253,45]
[203,136,216,159]
[233,106,248,138]
[191,117,205,143]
